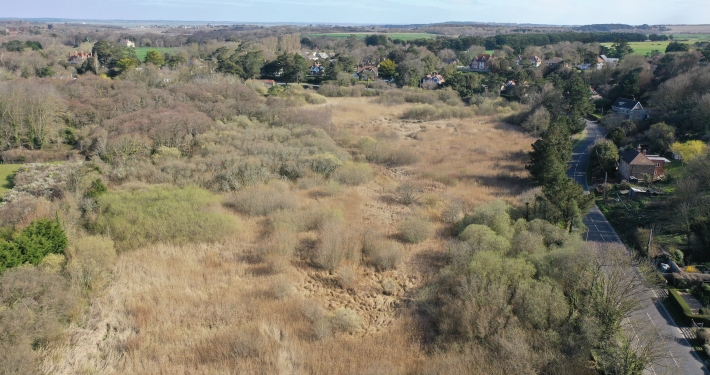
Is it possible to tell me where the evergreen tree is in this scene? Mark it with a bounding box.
[13,218,68,265]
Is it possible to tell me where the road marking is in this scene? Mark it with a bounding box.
[670,351,679,367]
[647,312,656,325]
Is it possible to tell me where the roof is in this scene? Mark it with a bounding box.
[646,155,671,163]
[474,54,492,61]
[357,66,378,75]
[612,98,642,110]
[620,149,655,165]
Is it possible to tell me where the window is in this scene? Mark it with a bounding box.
[656,163,660,167]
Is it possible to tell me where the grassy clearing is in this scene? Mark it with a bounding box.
[307,32,436,40]
[0,164,21,198]
[133,47,175,61]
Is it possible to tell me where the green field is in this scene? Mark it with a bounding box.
[672,34,710,42]
[0,164,21,199]
[307,32,436,41]
[601,41,694,55]
[133,47,176,61]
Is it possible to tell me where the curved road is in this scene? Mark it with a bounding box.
[569,121,708,375]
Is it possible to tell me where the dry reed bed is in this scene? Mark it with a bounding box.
[47,98,535,374]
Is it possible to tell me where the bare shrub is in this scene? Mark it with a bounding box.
[381,278,399,296]
[331,162,373,186]
[269,275,293,300]
[336,262,359,289]
[396,182,419,205]
[261,228,297,272]
[65,235,116,291]
[358,138,419,166]
[365,238,402,271]
[521,106,551,136]
[305,92,327,105]
[403,104,439,120]
[312,222,361,271]
[331,307,363,334]
[303,300,333,340]
[225,181,298,216]
[398,216,434,243]
[0,267,77,375]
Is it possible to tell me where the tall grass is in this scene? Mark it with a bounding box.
[91,185,241,251]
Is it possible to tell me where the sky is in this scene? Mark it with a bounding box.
[3,0,710,25]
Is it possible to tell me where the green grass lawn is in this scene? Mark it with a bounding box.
[307,32,436,41]
[133,47,176,61]
[0,164,21,199]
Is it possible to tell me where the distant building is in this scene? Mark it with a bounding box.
[600,55,619,65]
[544,57,567,68]
[355,65,378,80]
[119,38,135,48]
[422,72,445,86]
[67,51,92,64]
[611,98,650,120]
[469,54,492,72]
[310,63,325,76]
[516,55,542,68]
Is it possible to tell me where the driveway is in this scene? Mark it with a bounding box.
[569,121,709,375]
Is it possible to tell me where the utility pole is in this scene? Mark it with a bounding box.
[647,224,654,255]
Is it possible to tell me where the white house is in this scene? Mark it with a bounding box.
[119,38,135,48]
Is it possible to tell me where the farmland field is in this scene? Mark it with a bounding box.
[0,164,20,199]
[133,47,176,61]
[308,32,437,40]
[600,41,693,55]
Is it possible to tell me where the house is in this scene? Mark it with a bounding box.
[422,72,445,86]
[619,146,671,181]
[68,51,92,64]
[469,54,492,72]
[443,58,459,66]
[355,65,378,80]
[307,52,330,61]
[577,62,603,71]
[611,98,650,120]
[516,55,542,68]
[600,55,619,65]
[119,38,135,48]
[544,57,567,68]
[309,63,325,76]
[590,87,602,100]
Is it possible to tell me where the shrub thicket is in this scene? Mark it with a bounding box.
[331,162,373,186]
[91,185,241,251]
[398,216,435,244]
[224,181,298,216]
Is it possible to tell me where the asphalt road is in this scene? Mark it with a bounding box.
[569,121,708,375]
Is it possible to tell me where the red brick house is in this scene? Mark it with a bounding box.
[619,146,671,181]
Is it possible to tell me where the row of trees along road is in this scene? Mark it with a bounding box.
[527,120,595,232]
[522,67,597,231]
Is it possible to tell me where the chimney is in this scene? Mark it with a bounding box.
[643,149,647,155]
[637,145,641,152]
